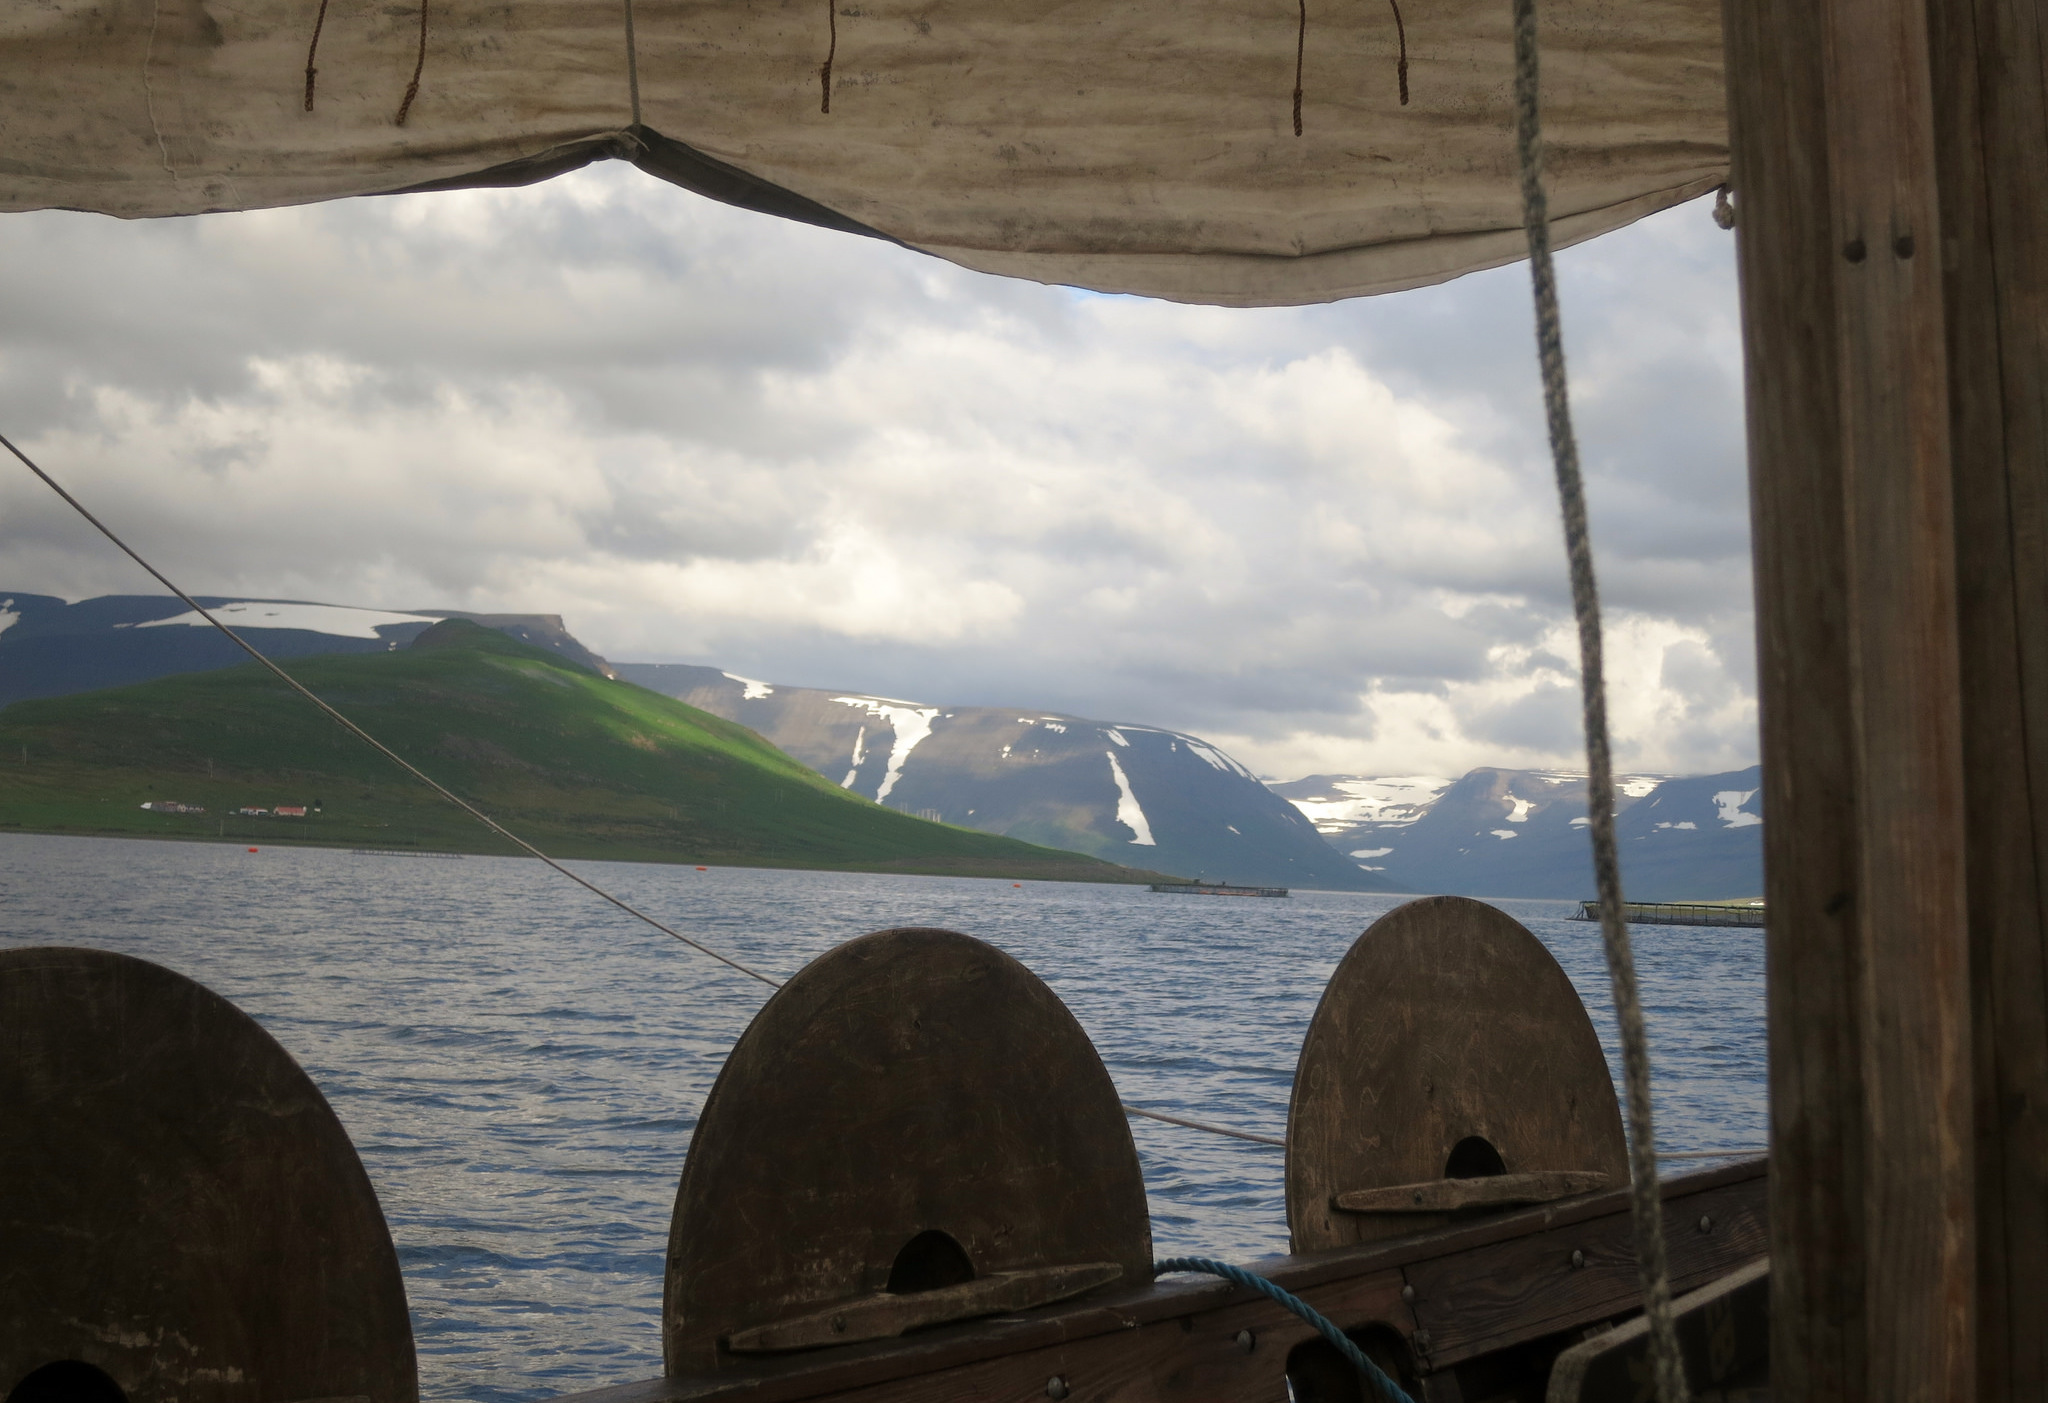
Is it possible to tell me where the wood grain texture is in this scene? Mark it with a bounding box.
[1925,0,2048,1393]
[1335,1172,1612,1214]
[1718,0,1864,1390]
[1723,0,1979,1388]
[1819,0,1977,1383]
[1545,1257,1770,1402]
[725,1265,1123,1353]
[1285,897,1626,1254]
[1403,1176,1766,1369]
[0,947,418,1403]
[662,928,1150,1374]
[561,1162,1765,1403]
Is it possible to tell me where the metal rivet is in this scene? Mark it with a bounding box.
[1046,1377,1070,1400]
[1414,1329,1433,1352]
[1235,1329,1256,1353]
[1401,1283,1417,1304]
[1895,233,1916,259]
[1570,1249,1587,1269]
[1698,1215,1713,1234]
[1844,238,1868,263]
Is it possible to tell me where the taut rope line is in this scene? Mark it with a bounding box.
[1,430,783,991]
[4,438,1754,1174]
[1509,3,1687,1400]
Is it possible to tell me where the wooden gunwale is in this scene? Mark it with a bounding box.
[556,1159,1765,1403]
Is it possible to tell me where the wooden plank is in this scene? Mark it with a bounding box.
[1820,0,1978,1380]
[1402,1176,1766,1369]
[550,1162,1765,1403]
[1721,0,1978,1390]
[1545,1258,1770,1403]
[1335,1172,1612,1214]
[1923,0,2048,1393]
[725,1264,1123,1353]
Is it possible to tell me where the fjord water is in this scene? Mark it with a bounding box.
[1,834,1765,1401]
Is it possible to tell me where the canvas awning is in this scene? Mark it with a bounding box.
[0,0,1726,306]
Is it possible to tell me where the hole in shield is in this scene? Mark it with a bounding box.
[7,1362,129,1403]
[886,1229,975,1294]
[1443,1135,1507,1178]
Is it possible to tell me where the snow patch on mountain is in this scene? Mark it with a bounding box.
[840,725,868,787]
[1181,737,1257,780]
[1272,764,1765,899]
[1715,789,1762,827]
[722,672,774,700]
[833,697,941,802]
[1105,751,1156,845]
[1279,775,1455,834]
[137,601,437,638]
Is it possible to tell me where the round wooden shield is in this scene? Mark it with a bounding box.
[0,948,417,1403]
[664,927,1150,1373]
[1285,897,1626,1253]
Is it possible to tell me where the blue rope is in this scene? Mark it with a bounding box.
[1153,1257,1417,1403]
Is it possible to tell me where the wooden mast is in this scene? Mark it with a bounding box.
[1722,0,2047,1394]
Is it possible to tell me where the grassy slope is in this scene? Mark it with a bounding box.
[0,624,1174,882]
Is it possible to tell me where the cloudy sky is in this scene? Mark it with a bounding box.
[0,165,1755,782]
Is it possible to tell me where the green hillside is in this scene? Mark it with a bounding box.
[0,621,1173,882]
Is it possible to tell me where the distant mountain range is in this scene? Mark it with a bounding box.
[1271,767,1764,900]
[1,590,1764,897]
[617,665,1387,892]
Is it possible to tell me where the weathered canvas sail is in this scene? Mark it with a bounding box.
[0,0,1725,304]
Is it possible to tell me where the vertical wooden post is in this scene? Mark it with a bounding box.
[1721,0,1978,1395]
[1726,0,2048,1393]
[1925,0,2048,1393]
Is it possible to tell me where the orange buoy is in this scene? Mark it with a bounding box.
[696,866,708,872]
[247,847,259,853]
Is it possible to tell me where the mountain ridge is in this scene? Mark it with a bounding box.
[617,664,1390,892]
[3,589,1764,898]
[0,621,1173,883]
[1272,765,1764,900]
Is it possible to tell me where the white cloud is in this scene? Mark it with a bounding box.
[0,162,1757,779]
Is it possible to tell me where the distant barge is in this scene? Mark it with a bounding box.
[1576,900,1766,928]
[1149,879,1288,898]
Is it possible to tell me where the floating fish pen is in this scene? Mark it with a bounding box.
[1574,901,1766,929]
[1149,880,1290,898]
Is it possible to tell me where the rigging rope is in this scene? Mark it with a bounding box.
[4,428,1762,1197]
[1509,4,1688,1401]
[1155,1258,1415,1403]
[1,430,784,991]
[1122,1103,1287,1146]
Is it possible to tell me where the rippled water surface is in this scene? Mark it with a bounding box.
[2,834,1765,1400]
